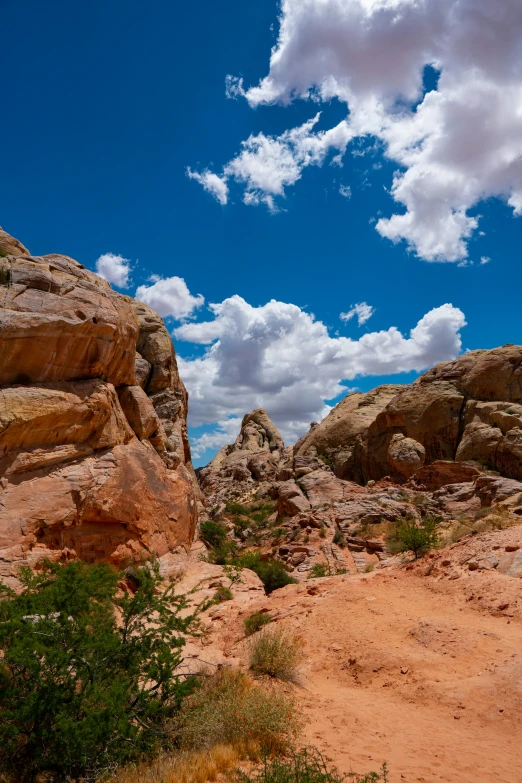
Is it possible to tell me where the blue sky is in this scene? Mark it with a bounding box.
[2,0,521,466]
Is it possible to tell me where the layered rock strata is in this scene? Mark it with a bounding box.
[0,228,197,587]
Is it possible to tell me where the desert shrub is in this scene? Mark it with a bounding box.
[237,552,298,594]
[244,611,272,636]
[249,626,303,683]
[412,494,428,506]
[234,747,388,783]
[319,528,326,538]
[178,669,299,753]
[0,561,196,783]
[387,516,439,559]
[213,585,233,603]
[308,563,330,579]
[333,529,346,548]
[200,520,228,548]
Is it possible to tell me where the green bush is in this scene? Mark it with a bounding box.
[234,747,388,783]
[200,520,228,548]
[236,552,297,594]
[244,611,272,636]
[333,529,345,547]
[308,563,330,579]
[0,561,196,783]
[249,626,303,683]
[213,585,234,603]
[388,516,439,559]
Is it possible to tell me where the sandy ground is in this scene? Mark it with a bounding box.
[189,542,522,783]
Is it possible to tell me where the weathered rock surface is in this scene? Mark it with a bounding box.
[297,345,522,484]
[0,228,197,586]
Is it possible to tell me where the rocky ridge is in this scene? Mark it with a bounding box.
[0,227,197,587]
[198,349,522,582]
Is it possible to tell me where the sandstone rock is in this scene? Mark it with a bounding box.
[295,385,402,483]
[0,227,30,257]
[0,229,198,584]
[0,245,138,386]
[409,461,480,491]
[387,434,425,480]
[118,385,161,441]
[277,480,311,517]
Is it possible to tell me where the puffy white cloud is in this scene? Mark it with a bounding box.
[95,253,131,288]
[175,295,466,458]
[191,0,522,262]
[188,115,353,208]
[135,276,204,321]
[480,256,491,265]
[339,184,352,198]
[186,168,229,205]
[340,302,375,326]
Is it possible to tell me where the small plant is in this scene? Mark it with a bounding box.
[236,551,298,594]
[249,626,303,683]
[333,529,346,548]
[223,564,243,585]
[303,535,310,543]
[364,563,375,573]
[200,520,228,548]
[308,563,330,579]
[244,611,272,636]
[213,585,233,603]
[178,669,299,754]
[319,527,326,538]
[412,494,428,506]
[234,747,388,783]
[387,516,439,559]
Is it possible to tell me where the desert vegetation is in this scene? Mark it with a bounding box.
[248,626,303,683]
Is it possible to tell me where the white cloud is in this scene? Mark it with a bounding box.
[175,295,466,458]
[95,253,131,288]
[190,0,522,262]
[340,302,375,326]
[480,256,491,265]
[189,114,354,208]
[186,168,229,205]
[135,276,205,321]
[339,184,352,198]
[190,417,242,460]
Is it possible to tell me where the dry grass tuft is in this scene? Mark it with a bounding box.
[107,742,250,783]
[178,668,299,754]
[248,626,303,684]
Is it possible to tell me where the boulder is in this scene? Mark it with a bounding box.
[409,461,480,491]
[387,434,425,480]
[277,480,311,517]
[0,253,137,386]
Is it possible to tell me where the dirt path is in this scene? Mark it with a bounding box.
[281,572,522,783]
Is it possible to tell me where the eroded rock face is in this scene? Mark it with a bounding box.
[199,409,288,494]
[0,229,197,587]
[296,345,522,484]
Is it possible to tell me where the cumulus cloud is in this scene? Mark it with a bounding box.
[340,302,375,326]
[95,253,131,288]
[175,295,466,458]
[190,0,522,262]
[339,184,352,199]
[186,168,229,205]
[188,115,353,208]
[135,276,205,321]
[480,256,491,265]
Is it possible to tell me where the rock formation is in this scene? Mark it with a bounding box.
[197,348,522,581]
[296,345,522,484]
[199,409,290,494]
[0,227,197,587]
